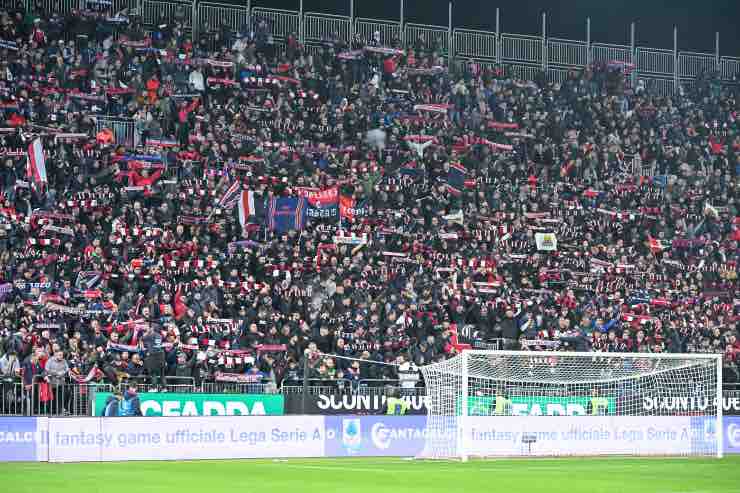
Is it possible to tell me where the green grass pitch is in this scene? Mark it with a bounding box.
[2,456,740,493]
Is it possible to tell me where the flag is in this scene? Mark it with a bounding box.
[647,235,670,255]
[339,195,368,222]
[296,186,338,207]
[447,162,467,196]
[267,197,307,232]
[237,190,265,228]
[26,138,47,186]
[218,180,241,209]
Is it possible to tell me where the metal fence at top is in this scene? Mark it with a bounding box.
[30,0,81,15]
[197,1,249,36]
[142,0,192,31]
[500,33,542,65]
[677,51,718,79]
[639,75,676,97]
[111,0,141,14]
[303,12,351,45]
[354,18,401,47]
[251,7,300,43]
[453,28,496,61]
[405,23,449,54]
[635,46,675,76]
[547,38,588,68]
[505,62,543,81]
[590,43,632,66]
[722,57,740,81]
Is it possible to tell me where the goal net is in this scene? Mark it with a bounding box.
[418,350,723,459]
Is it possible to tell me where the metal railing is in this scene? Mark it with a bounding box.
[197,1,249,37]
[95,116,138,149]
[0,379,113,416]
[355,17,401,47]
[547,38,588,68]
[251,6,300,43]
[453,28,496,61]
[303,12,351,46]
[7,0,740,94]
[405,23,449,55]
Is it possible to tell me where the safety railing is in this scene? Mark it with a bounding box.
[453,28,496,61]
[281,383,426,396]
[635,46,675,76]
[590,43,632,65]
[639,75,676,97]
[505,63,543,82]
[721,57,740,81]
[405,23,449,55]
[112,0,141,14]
[678,51,718,79]
[197,1,249,36]
[142,0,193,32]
[303,12,352,45]
[10,1,740,87]
[251,6,300,43]
[202,382,276,394]
[500,33,542,65]
[0,379,113,416]
[355,17,401,47]
[31,0,82,16]
[95,116,138,149]
[547,38,587,68]
[281,379,354,395]
[121,376,196,393]
[547,67,571,85]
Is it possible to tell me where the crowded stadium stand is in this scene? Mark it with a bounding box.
[0,0,739,417]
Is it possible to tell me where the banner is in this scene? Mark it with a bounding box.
[460,395,616,416]
[535,232,557,251]
[0,416,734,462]
[0,417,48,461]
[464,416,710,457]
[725,417,740,454]
[284,393,428,415]
[324,415,432,456]
[93,393,284,416]
[47,416,324,462]
[642,394,740,415]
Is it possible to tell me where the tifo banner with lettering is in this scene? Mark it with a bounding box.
[0,417,48,461]
[47,416,325,462]
[324,416,432,456]
[93,393,284,416]
[284,393,428,415]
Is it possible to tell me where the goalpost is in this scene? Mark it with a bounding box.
[418,350,723,460]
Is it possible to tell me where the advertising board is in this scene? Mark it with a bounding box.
[93,393,284,416]
[47,416,324,462]
[0,417,48,461]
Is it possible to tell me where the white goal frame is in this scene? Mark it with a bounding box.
[422,350,724,460]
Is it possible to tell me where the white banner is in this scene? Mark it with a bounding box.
[47,416,326,462]
[465,416,708,457]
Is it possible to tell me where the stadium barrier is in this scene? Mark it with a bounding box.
[0,415,737,462]
[3,383,739,417]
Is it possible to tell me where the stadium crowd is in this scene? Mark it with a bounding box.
[0,0,739,403]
